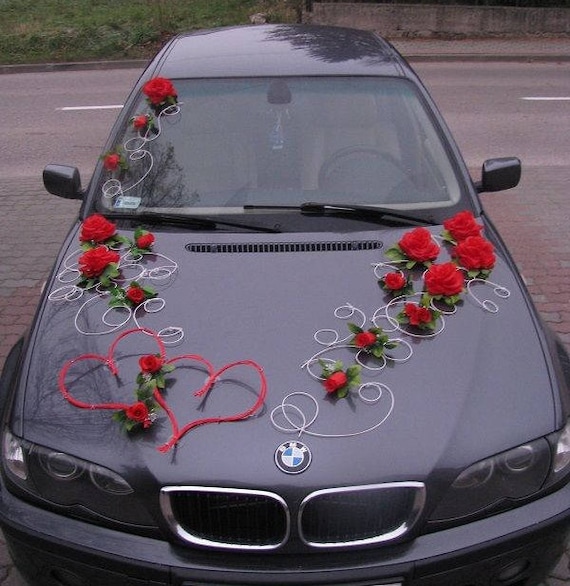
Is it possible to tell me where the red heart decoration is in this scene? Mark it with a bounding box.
[58,328,267,452]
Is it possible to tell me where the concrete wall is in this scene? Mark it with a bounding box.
[305,3,570,37]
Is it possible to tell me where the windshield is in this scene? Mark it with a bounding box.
[95,77,464,217]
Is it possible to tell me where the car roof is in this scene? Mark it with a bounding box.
[152,24,410,79]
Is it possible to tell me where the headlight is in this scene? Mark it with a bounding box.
[552,418,570,474]
[1,428,156,529]
[429,438,552,523]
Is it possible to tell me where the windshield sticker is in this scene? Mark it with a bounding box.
[114,195,141,209]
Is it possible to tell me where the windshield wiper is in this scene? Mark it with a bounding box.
[244,203,435,226]
[102,211,281,233]
[299,202,436,226]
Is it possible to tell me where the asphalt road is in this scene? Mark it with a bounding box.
[0,62,569,584]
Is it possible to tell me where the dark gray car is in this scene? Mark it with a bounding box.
[1,24,569,586]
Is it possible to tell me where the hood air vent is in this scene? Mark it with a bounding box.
[186,240,383,254]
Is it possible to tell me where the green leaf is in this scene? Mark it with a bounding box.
[372,347,385,359]
[347,322,362,334]
[336,387,349,399]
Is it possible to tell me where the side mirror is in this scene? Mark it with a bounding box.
[476,157,521,193]
[43,165,84,200]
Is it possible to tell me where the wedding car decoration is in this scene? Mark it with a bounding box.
[49,214,181,341]
[271,211,509,441]
[58,328,267,452]
[101,76,180,206]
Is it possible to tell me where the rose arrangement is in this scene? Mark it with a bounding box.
[385,227,440,269]
[442,210,483,244]
[348,323,399,359]
[380,211,498,331]
[130,113,154,134]
[109,281,157,309]
[101,149,128,174]
[79,213,127,250]
[76,215,157,306]
[397,302,440,331]
[142,77,178,113]
[319,359,361,399]
[453,235,496,279]
[78,246,121,289]
[379,271,413,296]
[112,354,175,432]
[423,261,465,306]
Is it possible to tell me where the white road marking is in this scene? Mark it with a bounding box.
[56,105,124,111]
[521,97,570,101]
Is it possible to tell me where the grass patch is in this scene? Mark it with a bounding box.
[0,0,301,65]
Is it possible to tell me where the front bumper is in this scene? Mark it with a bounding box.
[1,479,569,586]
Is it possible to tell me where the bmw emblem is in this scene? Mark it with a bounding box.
[275,441,312,474]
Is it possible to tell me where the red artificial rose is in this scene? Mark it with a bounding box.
[132,114,149,131]
[404,303,433,326]
[103,153,121,171]
[142,77,177,106]
[354,331,377,348]
[324,371,348,394]
[443,210,483,242]
[125,402,150,424]
[126,285,146,305]
[399,227,440,263]
[454,236,496,271]
[384,272,407,291]
[136,233,155,250]
[424,262,464,297]
[139,354,164,374]
[78,246,120,278]
[80,214,117,243]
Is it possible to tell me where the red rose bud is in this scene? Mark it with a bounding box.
[443,210,483,242]
[399,227,440,263]
[136,233,155,250]
[424,262,464,297]
[139,354,164,374]
[354,331,377,348]
[404,303,433,326]
[143,77,177,106]
[324,371,348,394]
[103,153,121,171]
[132,115,149,130]
[125,402,150,423]
[454,236,496,271]
[126,286,146,305]
[384,272,406,290]
[78,246,120,278]
[80,214,117,243]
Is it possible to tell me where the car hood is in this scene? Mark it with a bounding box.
[16,223,559,490]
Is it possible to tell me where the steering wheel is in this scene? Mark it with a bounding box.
[318,146,412,199]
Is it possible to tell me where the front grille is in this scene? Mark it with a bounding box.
[186,240,383,254]
[160,486,289,550]
[162,483,425,551]
[299,483,425,548]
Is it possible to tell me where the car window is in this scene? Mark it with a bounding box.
[96,77,463,214]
